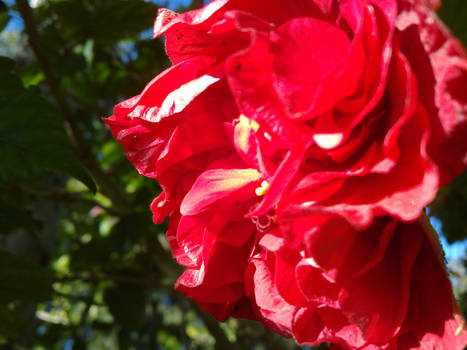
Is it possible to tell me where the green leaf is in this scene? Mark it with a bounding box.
[104,284,146,330]
[108,213,146,255]
[45,0,158,45]
[0,56,96,192]
[0,306,26,339]
[20,61,45,87]
[69,236,111,272]
[101,140,124,169]
[439,0,467,46]
[0,5,8,34]
[430,171,467,243]
[0,200,39,234]
[0,250,52,303]
[0,190,42,235]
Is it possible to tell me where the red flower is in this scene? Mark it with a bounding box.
[151,0,467,228]
[104,0,467,348]
[247,211,467,349]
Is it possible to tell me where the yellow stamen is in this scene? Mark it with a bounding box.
[250,120,260,132]
[238,114,260,132]
[238,114,249,123]
[455,324,464,336]
[255,180,270,196]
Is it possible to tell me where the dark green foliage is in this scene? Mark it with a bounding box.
[0,57,95,191]
[0,306,27,338]
[103,284,146,330]
[42,0,159,46]
[0,1,8,32]
[438,0,467,45]
[0,250,52,303]
[431,171,467,244]
[0,193,39,234]
[0,0,465,349]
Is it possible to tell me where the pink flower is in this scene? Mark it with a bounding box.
[104,0,467,348]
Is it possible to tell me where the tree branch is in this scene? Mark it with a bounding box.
[52,288,101,305]
[16,0,131,216]
[144,234,183,281]
[12,184,116,213]
[54,271,165,288]
[145,235,241,350]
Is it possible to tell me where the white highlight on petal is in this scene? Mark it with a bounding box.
[313,133,343,150]
[158,74,220,120]
[196,262,205,286]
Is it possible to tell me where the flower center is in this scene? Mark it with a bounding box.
[251,208,277,232]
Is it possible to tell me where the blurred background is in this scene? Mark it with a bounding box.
[0,0,466,349]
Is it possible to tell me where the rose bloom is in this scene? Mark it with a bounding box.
[104,0,467,348]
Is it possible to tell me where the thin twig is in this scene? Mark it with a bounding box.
[16,0,131,216]
[146,235,240,350]
[194,305,242,350]
[144,234,183,280]
[175,294,241,350]
[0,184,115,215]
[52,288,102,305]
[54,271,166,288]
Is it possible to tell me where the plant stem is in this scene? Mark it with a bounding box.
[16,0,131,216]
